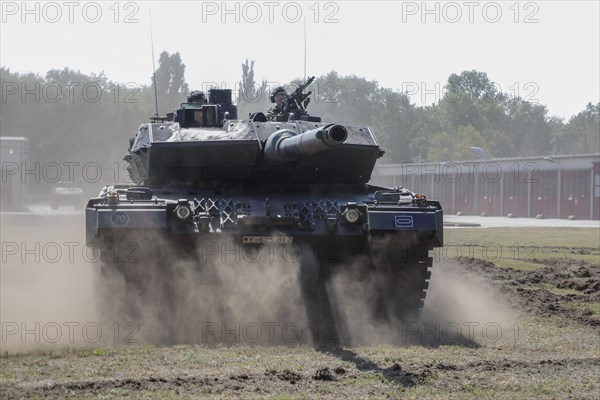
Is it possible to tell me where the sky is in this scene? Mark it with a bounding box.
[1,0,599,119]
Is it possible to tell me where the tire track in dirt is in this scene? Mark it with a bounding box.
[455,257,600,326]
[3,356,598,399]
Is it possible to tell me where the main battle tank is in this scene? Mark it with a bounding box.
[86,80,443,344]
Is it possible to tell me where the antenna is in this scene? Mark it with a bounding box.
[303,17,306,80]
[150,10,159,117]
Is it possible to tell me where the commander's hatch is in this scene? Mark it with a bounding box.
[176,103,220,128]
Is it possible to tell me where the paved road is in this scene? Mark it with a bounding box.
[1,205,83,226]
[445,215,600,228]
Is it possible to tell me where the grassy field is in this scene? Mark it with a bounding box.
[443,227,600,267]
[1,226,599,399]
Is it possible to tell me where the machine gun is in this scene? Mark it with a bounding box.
[281,76,315,118]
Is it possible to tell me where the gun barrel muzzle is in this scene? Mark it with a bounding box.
[264,124,348,163]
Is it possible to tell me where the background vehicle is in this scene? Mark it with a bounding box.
[50,181,84,210]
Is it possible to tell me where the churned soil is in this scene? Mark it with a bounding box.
[456,256,600,326]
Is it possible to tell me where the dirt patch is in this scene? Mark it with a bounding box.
[456,257,600,326]
[266,368,302,383]
[1,375,214,399]
[524,258,600,297]
[404,356,600,385]
[313,367,335,381]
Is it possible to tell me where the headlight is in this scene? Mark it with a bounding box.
[175,205,192,220]
[343,208,360,223]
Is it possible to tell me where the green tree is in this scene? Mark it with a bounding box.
[558,102,600,154]
[504,99,554,156]
[1,66,155,179]
[308,71,379,125]
[372,88,419,163]
[424,70,559,160]
[428,125,486,161]
[237,59,267,117]
[445,70,499,101]
[152,51,188,115]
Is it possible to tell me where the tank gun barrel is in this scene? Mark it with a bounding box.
[264,124,348,163]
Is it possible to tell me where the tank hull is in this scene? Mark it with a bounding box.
[86,184,442,249]
[87,183,442,345]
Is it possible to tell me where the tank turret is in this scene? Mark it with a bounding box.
[123,99,381,186]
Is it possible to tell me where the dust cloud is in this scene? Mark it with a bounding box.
[1,213,517,353]
[101,231,311,346]
[1,214,98,353]
[420,259,517,346]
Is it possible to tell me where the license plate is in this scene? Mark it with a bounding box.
[242,236,293,244]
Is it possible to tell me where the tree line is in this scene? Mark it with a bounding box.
[265,70,599,163]
[1,53,598,175]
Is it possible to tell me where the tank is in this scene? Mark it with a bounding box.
[86,82,443,345]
